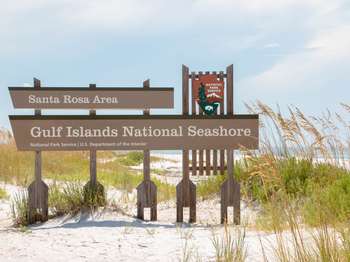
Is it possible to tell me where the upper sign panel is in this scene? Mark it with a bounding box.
[9,87,174,109]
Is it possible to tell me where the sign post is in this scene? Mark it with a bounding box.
[176,65,196,223]
[137,79,157,221]
[28,78,48,224]
[220,65,241,225]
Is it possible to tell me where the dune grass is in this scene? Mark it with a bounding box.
[211,223,247,262]
[0,148,175,200]
[0,187,7,199]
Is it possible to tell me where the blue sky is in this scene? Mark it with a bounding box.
[1,0,349,128]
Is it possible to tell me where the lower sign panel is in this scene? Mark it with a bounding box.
[9,115,259,151]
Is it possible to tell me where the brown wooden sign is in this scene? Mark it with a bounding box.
[9,87,174,109]
[10,115,259,151]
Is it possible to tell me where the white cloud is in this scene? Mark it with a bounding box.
[0,0,340,33]
[239,24,350,92]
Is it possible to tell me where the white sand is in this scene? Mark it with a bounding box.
[0,154,320,261]
[0,183,313,262]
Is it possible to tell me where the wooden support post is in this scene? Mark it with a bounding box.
[220,65,240,225]
[190,72,197,177]
[219,71,225,176]
[198,71,204,177]
[176,65,196,223]
[28,78,48,224]
[220,149,240,224]
[137,79,157,221]
[83,84,105,207]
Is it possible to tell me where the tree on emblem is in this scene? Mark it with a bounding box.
[198,83,220,115]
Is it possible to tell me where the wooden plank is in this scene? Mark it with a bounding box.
[191,150,197,176]
[137,79,157,221]
[11,116,260,151]
[198,71,204,176]
[226,65,233,114]
[199,149,204,176]
[89,84,97,186]
[226,64,234,180]
[183,65,189,115]
[190,72,197,176]
[176,65,196,223]
[220,149,240,224]
[204,71,211,176]
[221,65,240,225]
[182,66,190,182]
[213,150,218,175]
[34,78,41,181]
[9,88,174,110]
[143,79,150,181]
[212,69,218,176]
[205,149,211,176]
[137,180,157,221]
[219,70,226,176]
[90,150,97,185]
[191,72,197,177]
[28,78,48,224]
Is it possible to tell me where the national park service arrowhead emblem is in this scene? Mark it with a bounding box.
[192,75,224,115]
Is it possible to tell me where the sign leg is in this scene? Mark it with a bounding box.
[137,180,157,221]
[28,151,48,224]
[176,179,196,223]
[220,149,240,225]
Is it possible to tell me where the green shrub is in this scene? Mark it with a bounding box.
[197,164,244,200]
[49,182,107,216]
[303,175,350,226]
[119,151,144,166]
[197,174,226,200]
[154,179,176,202]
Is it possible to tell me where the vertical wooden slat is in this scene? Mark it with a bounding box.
[177,65,196,223]
[212,71,218,176]
[143,79,150,181]
[182,65,189,181]
[213,150,218,175]
[190,72,197,176]
[204,72,211,176]
[205,150,211,176]
[227,149,234,182]
[137,79,157,221]
[219,71,225,175]
[226,65,233,115]
[199,150,204,175]
[226,64,234,178]
[221,64,240,225]
[34,78,41,182]
[198,71,204,176]
[28,78,48,224]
